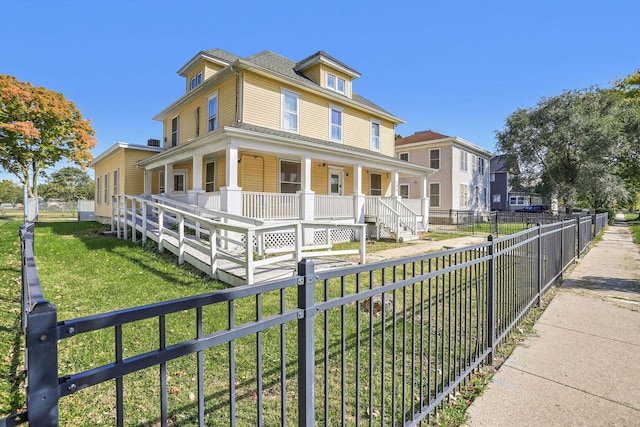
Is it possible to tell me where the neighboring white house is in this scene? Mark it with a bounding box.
[396,130,492,212]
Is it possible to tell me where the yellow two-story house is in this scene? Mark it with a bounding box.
[92,49,431,236]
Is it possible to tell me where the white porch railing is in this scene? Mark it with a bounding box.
[364,196,419,241]
[314,195,354,219]
[112,194,365,285]
[198,192,221,211]
[242,192,300,220]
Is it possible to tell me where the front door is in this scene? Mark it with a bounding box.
[329,169,344,196]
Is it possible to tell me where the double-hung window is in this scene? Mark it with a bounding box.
[477,157,485,174]
[170,116,179,147]
[400,184,409,199]
[280,160,301,193]
[205,161,216,192]
[429,183,440,208]
[103,173,109,204]
[460,184,469,208]
[330,105,343,142]
[460,150,468,172]
[370,119,380,151]
[429,149,440,169]
[190,71,202,90]
[96,176,101,204]
[281,89,299,132]
[208,92,218,132]
[399,152,409,162]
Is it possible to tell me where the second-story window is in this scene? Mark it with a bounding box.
[477,157,485,174]
[330,105,343,142]
[399,152,409,162]
[326,73,345,94]
[371,120,380,151]
[208,92,218,132]
[171,116,179,147]
[460,150,468,172]
[429,148,440,169]
[281,89,299,132]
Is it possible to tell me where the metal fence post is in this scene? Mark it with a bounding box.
[576,217,581,259]
[487,235,496,365]
[297,259,316,427]
[537,224,543,307]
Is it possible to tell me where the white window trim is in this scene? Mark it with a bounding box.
[326,72,346,94]
[329,104,343,143]
[96,176,101,204]
[208,91,219,132]
[113,168,119,196]
[399,183,410,199]
[279,159,302,193]
[429,182,441,208]
[369,172,382,196]
[510,196,526,206]
[170,115,179,147]
[370,119,381,152]
[460,150,468,172]
[460,183,469,209]
[429,148,440,170]
[328,167,344,196]
[205,160,216,192]
[172,169,187,194]
[103,173,109,204]
[190,71,203,91]
[281,89,300,133]
[398,151,409,162]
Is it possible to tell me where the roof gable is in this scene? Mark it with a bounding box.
[395,130,452,146]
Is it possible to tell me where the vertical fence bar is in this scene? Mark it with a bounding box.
[486,235,496,364]
[297,259,316,427]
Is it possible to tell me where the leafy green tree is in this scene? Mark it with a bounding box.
[0,180,22,205]
[38,167,94,202]
[0,75,97,200]
[496,88,630,212]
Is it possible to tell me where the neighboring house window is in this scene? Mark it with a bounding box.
[208,92,218,132]
[173,171,186,193]
[400,184,409,199]
[330,105,343,142]
[190,71,202,90]
[460,151,468,172]
[326,73,345,94]
[399,152,409,162]
[429,182,440,208]
[429,149,440,169]
[205,161,216,192]
[280,160,301,193]
[171,116,179,147]
[113,169,119,196]
[281,89,299,132]
[460,184,469,208]
[510,196,526,206]
[194,107,200,137]
[490,173,496,182]
[96,176,101,204]
[484,187,488,206]
[159,171,165,194]
[493,194,501,203]
[370,173,382,196]
[370,119,380,151]
[103,173,109,204]
[477,157,485,174]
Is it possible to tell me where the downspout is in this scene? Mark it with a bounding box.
[230,64,243,124]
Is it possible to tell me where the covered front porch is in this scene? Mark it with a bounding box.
[137,125,432,241]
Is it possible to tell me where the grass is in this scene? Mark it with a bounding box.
[623,212,640,245]
[0,219,551,426]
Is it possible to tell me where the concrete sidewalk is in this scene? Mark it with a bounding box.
[466,216,640,426]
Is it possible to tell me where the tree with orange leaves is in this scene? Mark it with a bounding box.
[0,75,97,199]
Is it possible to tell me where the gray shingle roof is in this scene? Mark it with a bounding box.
[202,48,241,64]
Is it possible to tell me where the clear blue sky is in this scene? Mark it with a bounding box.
[2,0,639,180]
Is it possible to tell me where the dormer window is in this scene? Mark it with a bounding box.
[190,71,203,91]
[326,73,345,94]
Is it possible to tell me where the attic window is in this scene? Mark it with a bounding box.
[190,71,203,90]
[326,73,345,94]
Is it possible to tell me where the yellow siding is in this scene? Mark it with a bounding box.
[218,157,226,188]
[303,64,322,86]
[123,151,154,195]
[320,65,352,98]
[239,153,276,192]
[204,61,225,80]
[162,78,237,147]
[311,162,328,194]
[242,73,282,129]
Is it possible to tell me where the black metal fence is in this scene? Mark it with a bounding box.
[6,214,607,426]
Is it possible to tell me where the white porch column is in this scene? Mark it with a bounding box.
[352,163,365,225]
[188,154,204,205]
[420,175,429,230]
[164,164,173,194]
[143,169,153,196]
[221,144,242,215]
[298,155,315,244]
[391,169,400,198]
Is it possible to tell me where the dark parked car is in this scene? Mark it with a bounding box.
[515,205,549,213]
